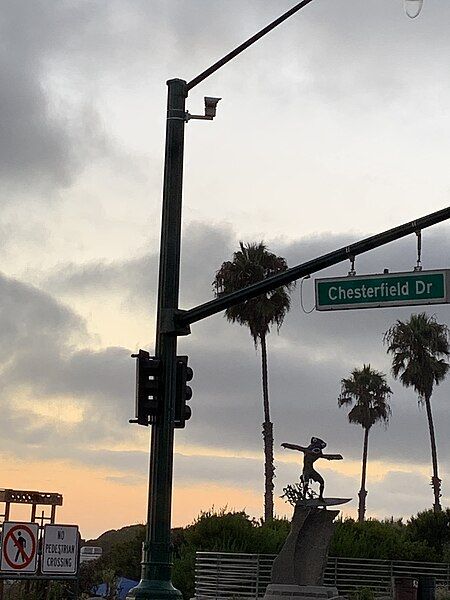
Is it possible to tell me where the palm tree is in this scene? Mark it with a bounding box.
[384,313,450,512]
[338,364,392,522]
[213,242,293,522]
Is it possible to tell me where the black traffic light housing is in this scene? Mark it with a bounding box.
[131,350,162,426]
[174,356,193,428]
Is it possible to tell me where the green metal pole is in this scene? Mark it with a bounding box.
[127,78,187,600]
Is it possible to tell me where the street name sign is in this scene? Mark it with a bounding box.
[0,521,38,574]
[41,524,79,575]
[315,269,449,311]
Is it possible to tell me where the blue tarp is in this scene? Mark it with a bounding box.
[93,577,138,599]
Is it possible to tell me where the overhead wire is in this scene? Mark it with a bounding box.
[299,275,315,314]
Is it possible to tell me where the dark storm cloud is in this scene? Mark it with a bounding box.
[0,270,86,357]
[0,1,112,191]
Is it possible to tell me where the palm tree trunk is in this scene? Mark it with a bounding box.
[358,427,369,522]
[260,333,274,522]
[424,394,442,512]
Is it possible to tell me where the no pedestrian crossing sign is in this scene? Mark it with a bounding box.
[315,269,449,311]
[41,524,80,575]
[0,522,39,574]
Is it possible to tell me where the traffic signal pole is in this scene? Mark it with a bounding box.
[127,78,187,600]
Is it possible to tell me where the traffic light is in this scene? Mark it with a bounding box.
[174,355,193,428]
[130,350,162,426]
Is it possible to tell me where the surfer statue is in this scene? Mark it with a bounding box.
[263,437,351,598]
[281,437,343,502]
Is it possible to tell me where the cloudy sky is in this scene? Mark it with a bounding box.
[1,0,450,539]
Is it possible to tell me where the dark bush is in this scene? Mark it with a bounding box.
[407,509,450,561]
[331,517,436,561]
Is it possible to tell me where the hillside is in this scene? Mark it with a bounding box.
[83,523,145,553]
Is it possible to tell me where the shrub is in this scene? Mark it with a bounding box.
[351,587,376,600]
[407,509,450,561]
[436,586,450,600]
[330,517,436,561]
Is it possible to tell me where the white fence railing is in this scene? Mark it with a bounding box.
[195,552,450,599]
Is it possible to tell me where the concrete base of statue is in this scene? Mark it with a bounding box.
[264,584,340,600]
[263,505,342,600]
[270,506,339,587]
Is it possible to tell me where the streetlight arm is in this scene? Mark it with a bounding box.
[187,0,316,91]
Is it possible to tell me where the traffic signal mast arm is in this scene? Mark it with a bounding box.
[175,206,450,331]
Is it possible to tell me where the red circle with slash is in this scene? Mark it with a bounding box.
[3,524,36,570]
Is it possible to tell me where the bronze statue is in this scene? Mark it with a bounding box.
[281,437,343,500]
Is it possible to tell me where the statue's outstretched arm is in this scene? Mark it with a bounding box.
[281,443,307,452]
[322,453,343,460]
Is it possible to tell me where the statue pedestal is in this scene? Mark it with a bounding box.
[263,506,341,600]
[264,584,339,600]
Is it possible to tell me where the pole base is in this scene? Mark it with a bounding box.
[126,579,183,600]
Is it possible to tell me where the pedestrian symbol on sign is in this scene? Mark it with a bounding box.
[14,530,27,563]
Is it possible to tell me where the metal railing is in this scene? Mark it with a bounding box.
[195,552,450,599]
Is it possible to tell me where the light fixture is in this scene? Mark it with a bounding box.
[404,0,424,19]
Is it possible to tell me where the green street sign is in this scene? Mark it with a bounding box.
[315,270,449,311]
